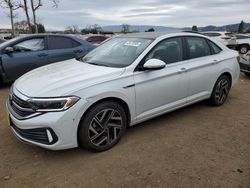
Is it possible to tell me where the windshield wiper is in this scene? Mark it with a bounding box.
[86,62,110,67]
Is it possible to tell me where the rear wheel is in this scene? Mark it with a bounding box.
[239,44,249,54]
[210,75,231,106]
[78,101,127,152]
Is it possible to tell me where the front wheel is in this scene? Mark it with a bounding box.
[78,101,127,152]
[210,75,231,106]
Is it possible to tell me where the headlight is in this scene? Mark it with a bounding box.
[28,96,80,112]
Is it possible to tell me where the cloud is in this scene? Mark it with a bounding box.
[0,0,249,30]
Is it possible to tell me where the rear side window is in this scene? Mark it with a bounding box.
[186,37,211,59]
[49,36,80,50]
[145,37,183,64]
[207,40,222,54]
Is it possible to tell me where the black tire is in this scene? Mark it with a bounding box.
[245,72,250,77]
[78,101,127,152]
[239,44,249,54]
[210,75,231,106]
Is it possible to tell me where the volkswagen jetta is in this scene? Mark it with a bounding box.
[7,32,240,152]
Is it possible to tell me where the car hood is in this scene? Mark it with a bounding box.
[14,59,125,97]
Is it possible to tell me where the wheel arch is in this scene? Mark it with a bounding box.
[220,72,232,87]
[237,43,250,50]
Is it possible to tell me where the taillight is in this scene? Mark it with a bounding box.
[237,56,240,63]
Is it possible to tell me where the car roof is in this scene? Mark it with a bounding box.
[116,31,206,40]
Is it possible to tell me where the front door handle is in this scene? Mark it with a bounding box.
[178,67,188,74]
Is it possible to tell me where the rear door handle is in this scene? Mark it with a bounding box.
[211,59,219,65]
[37,53,48,57]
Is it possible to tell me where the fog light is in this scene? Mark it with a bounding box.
[46,129,53,143]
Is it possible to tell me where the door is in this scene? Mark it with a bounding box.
[47,36,83,63]
[183,36,222,102]
[134,37,189,121]
[1,37,48,81]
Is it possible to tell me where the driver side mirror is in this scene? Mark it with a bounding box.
[143,59,166,71]
[4,47,14,54]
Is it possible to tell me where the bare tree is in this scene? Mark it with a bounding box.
[30,0,42,33]
[121,23,130,33]
[30,0,60,33]
[0,0,21,37]
[19,0,32,33]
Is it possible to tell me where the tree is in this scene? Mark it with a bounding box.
[0,0,21,37]
[81,24,102,34]
[192,25,198,32]
[64,25,79,34]
[145,28,155,32]
[238,20,245,33]
[30,0,42,33]
[121,24,130,33]
[20,0,32,33]
[30,0,60,33]
[14,20,30,33]
[31,23,45,33]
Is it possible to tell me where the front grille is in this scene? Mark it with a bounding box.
[9,94,36,118]
[11,120,58,145]
[12,94,30,108]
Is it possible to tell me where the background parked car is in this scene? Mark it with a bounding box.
[0,39,5,44]
[202,31,237,48]
[239,52,250,76]
[234,34,250,54]
[0,34,95,85]
[86,35,109,46]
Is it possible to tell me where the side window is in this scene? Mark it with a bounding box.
[49,36,80,50]
[207,40,222,54]
[13,38,44,52]
[186,37,211,59]
[145,37,183,64]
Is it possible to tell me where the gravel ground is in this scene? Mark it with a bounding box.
[0,74,250,188]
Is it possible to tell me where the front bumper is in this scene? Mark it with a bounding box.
[7,97,88,150]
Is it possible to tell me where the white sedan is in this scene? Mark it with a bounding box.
[235,34,250,54]
[7,32,240,152]
[201,31,237,47]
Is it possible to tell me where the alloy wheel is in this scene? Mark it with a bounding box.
[88,108,123,147]
[240,46,249,54]
[214,78,230,104]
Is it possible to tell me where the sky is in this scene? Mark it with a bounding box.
[0,0,250,30]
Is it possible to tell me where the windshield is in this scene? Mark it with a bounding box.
[82,37,153,68]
